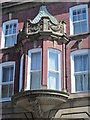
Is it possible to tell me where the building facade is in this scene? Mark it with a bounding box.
[0,1,90,119]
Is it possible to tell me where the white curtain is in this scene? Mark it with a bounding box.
[75,74,88,92]
[31,52,41,70]
[75,55,88,92]
[74,55,82,72]
[49,52,58,71]
[48,72,58,90]
[75,55,88,72]
[31,72,40,89]
[83,74,88,91]
[48,51,59,90]
[2,66,13,98]
[75,75,83,91]
[30,52,41,89]
[83,55,88,71]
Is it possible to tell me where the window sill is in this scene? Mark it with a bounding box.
[69,32,90,40]
[0,45,17,53]
[0,97,11,102]
[69,91,90,99]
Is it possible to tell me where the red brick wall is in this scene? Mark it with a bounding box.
[0,2,90,93]
[0,48,20,93]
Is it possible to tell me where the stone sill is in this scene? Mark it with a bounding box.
[69,91,90,100]
[69,32,90,40]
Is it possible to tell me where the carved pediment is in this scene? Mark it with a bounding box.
[19,5,68,43]
[24,18,66,36]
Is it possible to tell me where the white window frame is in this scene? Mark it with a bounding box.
[19,54,24,92]
[71,49,88,93]
[0,61,15,102]
[27,48,42,90]
[70,4,89,35]
[1,20,18,48]
[48,49,61,91]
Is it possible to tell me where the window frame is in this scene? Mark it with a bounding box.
[0,62,15,102]
[71,49,88,93]
[19,54,24,92]
[70,4,89,35]
[1,20,18,48]
[48,48,61,91]
[27,48,42,90]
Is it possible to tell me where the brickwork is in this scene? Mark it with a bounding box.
[0,2,90,119]
[0,2,90,93]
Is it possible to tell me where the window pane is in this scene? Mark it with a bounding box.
[78,14,83,21]
[12,35,17,44]
[2,66,14,82]
[83,13,86,19]
[2,85,8,98]
[9,84,13,97]
[83,74,88,91]
[75,74,88,92]
[13,28,16,34]
[74,56,82,72]
[75,75,83,91]
[2,67,9,82]
[9,24,13,34]
[6,25,9,29]
[73,10,76,15]
[10,66,14,81]
[78,9,81,15]
[81,21,87,33]
[13,24,16,28]
[5,36,10,47]
[73,15,78,21]
[5,35,16,47]
[82,8,86,13]
[5,25,9,35]
[48,72,59,90]
[31,52,41,70]
[82,55,88,71]
[74,55,88,72]
[74,22,81,34]
[49,52,58,71]
[73,16,76,21]
[13,24,17,34]
[30,72,41,89]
